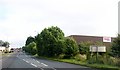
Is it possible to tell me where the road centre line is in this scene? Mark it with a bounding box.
[30,63,37,67]
[25,60,29,63]
[36,60,40,63]
[41,63,48,66]
[23,59,25,61]
[33,59,41,63]
[22,59,37,68]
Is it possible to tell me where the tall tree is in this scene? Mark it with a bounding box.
[111,34,120,58]
[0,40,4,46]
[36,26,65,57]
[25,36,35,46]
[64,37,79,58]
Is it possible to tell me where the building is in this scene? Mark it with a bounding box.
[0,46,6,52]
[0,40,10,52]
[69,35,115,47]
[0,46,10,52]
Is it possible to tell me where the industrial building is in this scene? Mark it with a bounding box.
[69,35,115,47]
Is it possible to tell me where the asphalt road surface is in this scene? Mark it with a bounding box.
[1,52,98,70]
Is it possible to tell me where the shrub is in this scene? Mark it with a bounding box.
[74,54,86,61]
[64,37,79,58]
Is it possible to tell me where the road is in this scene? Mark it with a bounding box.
[1,52,98,70]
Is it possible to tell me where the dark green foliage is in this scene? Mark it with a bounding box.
[24,26,80,58]
[78,41,91,55]
[35,26,79,58]
[0,40,10,47]
[64,37,79,58]
[111,34,120,58]
[36,26,65,57]
[23,42,37,55]
[25,36,35,46]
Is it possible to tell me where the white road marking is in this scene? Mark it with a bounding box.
[41,63,48,66]
[40,67,44,70]
[23,59,25,61]
[25,61,29,63]
[36,60,40,63]
[30,63,37,67]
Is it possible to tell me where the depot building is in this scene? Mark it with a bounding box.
[69,35,115,47]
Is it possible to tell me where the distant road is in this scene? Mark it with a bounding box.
[1,52,97,70]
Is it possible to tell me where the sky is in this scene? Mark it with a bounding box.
[0,0,119,48]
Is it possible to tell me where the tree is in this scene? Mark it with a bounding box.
[111,34,120,58]
[25,36,35,46]
[64,37,79,58]
[24,42,37,55]
[78,41,92,55]
[36,26,65,57]
[0,40,4,46]
[3,42,10,47]
[0,40,10,47]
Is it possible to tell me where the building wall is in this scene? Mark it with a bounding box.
[0,46,6,52]
[69,35,115,47]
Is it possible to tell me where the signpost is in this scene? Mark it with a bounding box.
[90,46,106,52]
[90,45,106,63]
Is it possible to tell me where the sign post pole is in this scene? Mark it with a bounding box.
[96,46,98,63]
[90,46,106,63]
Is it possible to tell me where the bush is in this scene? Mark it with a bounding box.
[58,54,65,59]
[111,34,120,58]
[64,37,79,58]
[116,59,120,66]
[36,26,65,57]
[35,26,79,58]
[24,42,37,55]
[87,53,116,65]
[110,57,120,66]
[74,54,86,61]
[78,41,91,55]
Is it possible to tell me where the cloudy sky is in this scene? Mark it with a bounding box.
[0,0,119,48]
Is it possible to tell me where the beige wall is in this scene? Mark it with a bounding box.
[0,46,6,52]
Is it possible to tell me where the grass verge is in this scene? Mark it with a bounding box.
[36,55,120,70]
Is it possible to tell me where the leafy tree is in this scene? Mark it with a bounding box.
[25,36,35,46]
[64,37,79,58]
[0,40,10,47]
[0,40,4,46]
[111,34,120,58]
[78,41,92,54]
[24,42,37,55]
[2,42,10,47]
[36,26,65,57]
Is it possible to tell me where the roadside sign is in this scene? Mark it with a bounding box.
[97,46,106,52]
[90,46,97,52]
[90,46,106,52]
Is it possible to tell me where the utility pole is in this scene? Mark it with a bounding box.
[118,1,120,34]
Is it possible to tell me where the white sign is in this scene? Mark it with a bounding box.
[90,46,106,52]
[97,46,106,52]
[90,46,97,52]
[103,37,111,42]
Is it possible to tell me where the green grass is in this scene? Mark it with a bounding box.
[36,55,120,70]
